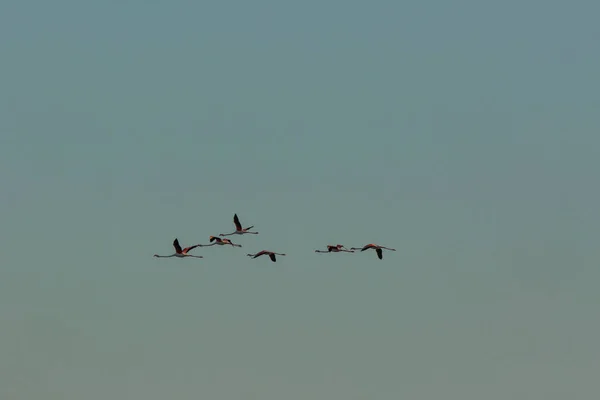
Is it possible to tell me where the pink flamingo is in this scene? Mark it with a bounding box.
[154,238,203,259]
[350,243,396,260]
[247,250,286,262]
[199,236,242,247]
[220,213,258,236]
[315,244,354,253]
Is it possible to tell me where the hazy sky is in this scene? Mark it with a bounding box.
[1,0,599,398]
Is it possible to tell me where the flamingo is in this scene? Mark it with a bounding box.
[350,244,396,260]
[315,244,354,253]
[199,236,242,247]
[153,238,203,259]
[220,213,258,236]
[247,250,286,262]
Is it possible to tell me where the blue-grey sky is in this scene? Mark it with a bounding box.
[1,0,599,398]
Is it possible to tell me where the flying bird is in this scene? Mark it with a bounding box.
[247,250,286,262]
[153,238,203,259]
[199,236,242,247]
[220,213,258,236]
[350,244,396,260]
[315,244,354,253]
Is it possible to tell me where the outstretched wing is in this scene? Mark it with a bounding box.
[210,236,221,243]
[376,248,383,260]
[233,214,242,231]
[269,253,276,262]
[173,238,183,254]
[253,250,267,258]
[183,244,200,253]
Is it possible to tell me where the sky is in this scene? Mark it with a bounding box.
[1,0,599,398]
